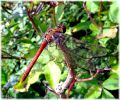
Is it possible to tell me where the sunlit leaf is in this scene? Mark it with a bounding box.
[86,1,99,13]
[102,74,119,90]
[18,38,35,45]
[110,64,119,75]
[55,4,65,24]
[96,28,117,39]
[14,70,41,92]
[89,23,101,36]
[102,89,115,99]
[14,78,29,92]
[89,23,99,31]
[27,71,41,85]
[72,22,90,33]
[44,61,61,89]
[109,1,119,23]
[98,38,110,47]
[84,85,102,98]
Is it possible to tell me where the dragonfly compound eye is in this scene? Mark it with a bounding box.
[57,24,66,33]
[62,24,66,33]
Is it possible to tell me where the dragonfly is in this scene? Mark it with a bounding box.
[19,23,112,98]
[20,24,78,98]
[21,24,66,82]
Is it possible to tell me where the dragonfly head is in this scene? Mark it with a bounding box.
[57,23,66,33]
[44,24,66,44]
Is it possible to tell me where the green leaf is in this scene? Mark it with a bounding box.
[110,64,119,75]
[14,78,28,92]
[109,57,117,66]
[2,69,7,85]
[98,38,110,47]
[55,4,65,24]
[2,29,13,45]
[103,20,111,28]
[19,38,35,45]
[44,61,61,89]
[27,71,41,85]
[24,47,38,59]
[38,22,48,33]
[86,1,99,13]
[72,22,90,33]
[37,50,50,64]
[84,85,102,98]
[109,1,119,23]
[14,70,41,92]
[70,4,78,11]
[9,19,17,28]
[89,23,99,31]
[102,74,119,90]
[102,89,115,99]
[89,23,101,36]
[8,88,16,97]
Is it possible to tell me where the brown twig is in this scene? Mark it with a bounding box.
[98,0,103,27]
[83,2,99,28]
[26,9,42,37]
[43,81,59,96]
[1,5,12,15]
[2,50,25,60]
[2,56,25,60]
[76,68,111,82]
[76,69,100,82]
[52,9,57,26]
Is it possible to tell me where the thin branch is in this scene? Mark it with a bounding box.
[43,81,59,96]
[83,2,99,28]
[76,69,100,82]
[76,68,111,82]
[2,50,13,57]
[98,0,103,27]
[2,56,25,60]
[52,9,57,26]
[1,5,12,15]
[2,50,25,60]
[26,9,42,37]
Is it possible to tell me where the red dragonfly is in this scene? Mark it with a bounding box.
[21,24,66,82]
